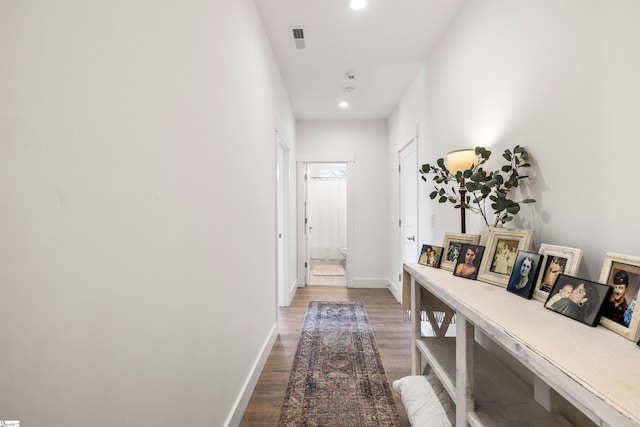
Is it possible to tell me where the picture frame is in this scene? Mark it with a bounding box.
[477,227,534,287]
[544,274,612,327]
[506,251,543,299]
[418,244,444,268]
[452,243,485,280]
[532,244,583,302]
[598,252,640,342]
[440,232,481,272]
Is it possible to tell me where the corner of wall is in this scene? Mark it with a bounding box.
[224,322,279,427]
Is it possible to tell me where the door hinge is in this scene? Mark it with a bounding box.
[398,164,401,173]
[304,173,308,181]
[305,262,308,268]
[399,219,401,227]
[399,274,402,282]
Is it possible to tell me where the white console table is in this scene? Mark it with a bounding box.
[403,263,640,427]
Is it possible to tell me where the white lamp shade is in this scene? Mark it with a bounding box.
[447,149,476,175]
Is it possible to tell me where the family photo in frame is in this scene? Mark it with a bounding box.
[533,244,583,302]
[506,251,543,299]
[544,274,612,326]
[418,244,444,268]
[453,244,485,280]
[440,232,480,272]
[478,228,534,287]
[598,253,640,342]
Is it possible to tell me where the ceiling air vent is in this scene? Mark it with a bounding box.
[289,27,306,50]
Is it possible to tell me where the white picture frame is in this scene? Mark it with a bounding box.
[440,232,481,272]
[532,244,583,302]
[477,227,534,287]
[598,252,640,342]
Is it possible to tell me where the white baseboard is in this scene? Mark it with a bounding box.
[387,279,402,303]
[287,279,298,306]
[224,322,279,427]
[349,277,390,288]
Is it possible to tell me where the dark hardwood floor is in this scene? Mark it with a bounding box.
[239,286,412,426]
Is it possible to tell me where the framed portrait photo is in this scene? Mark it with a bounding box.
[452,243,485,280]
[544,274,611,326]
[598,252,640,342]
[477,227,534,287]
[533,244,583,302]
[506,251,543,299]
[418,244,444,268]
[440,232,481,272]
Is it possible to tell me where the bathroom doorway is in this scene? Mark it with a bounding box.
[306,163,348,286]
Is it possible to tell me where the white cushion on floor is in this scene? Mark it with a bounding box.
[392,375,454,427]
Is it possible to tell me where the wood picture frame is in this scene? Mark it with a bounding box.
[506,251,543,299]
[598,252,640,342]
[440,232,481,272]
[418,244,444,268]
[477,227,534,287]
[532,244,583,302]
[544,274,612,327]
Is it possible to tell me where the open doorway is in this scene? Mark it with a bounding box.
[306,163,347,286]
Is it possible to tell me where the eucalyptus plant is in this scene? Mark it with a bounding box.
[419,145,536,227]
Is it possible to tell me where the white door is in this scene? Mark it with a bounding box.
[399,139,418,281]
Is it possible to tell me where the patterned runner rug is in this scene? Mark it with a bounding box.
[278,301,403,426]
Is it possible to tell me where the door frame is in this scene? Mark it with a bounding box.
[398,133,419,292]
[297,153,355,287]
[276,131,291,307]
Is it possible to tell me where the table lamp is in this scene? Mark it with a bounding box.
[447,149,477,233]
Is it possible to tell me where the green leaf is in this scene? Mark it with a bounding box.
[514,145,525,154]
[448,196,457,203]
[429,190,438,199]
[438,196,448,203]
[506,204,521,215]
[522,198,536,203]
[421,164,431,173]
[437,158,446,168]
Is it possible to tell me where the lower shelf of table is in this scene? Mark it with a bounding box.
[416,336,572,427]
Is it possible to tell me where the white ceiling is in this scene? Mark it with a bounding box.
[254,0,464,120]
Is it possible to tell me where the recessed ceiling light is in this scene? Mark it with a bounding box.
[350,0,366,10]
[339,101,349,108]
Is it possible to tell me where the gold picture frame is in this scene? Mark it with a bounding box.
[532,244,583,302]
[440,232,481,272]
[477,227,534,287]
[598,252,640,342]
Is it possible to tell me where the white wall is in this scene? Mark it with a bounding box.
[389,1,640,424]
[297,120,388,287]
[389,0,640,289]
[0,1,295,426]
